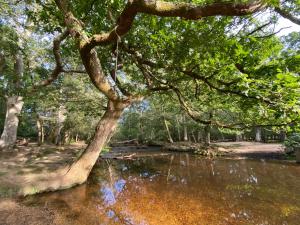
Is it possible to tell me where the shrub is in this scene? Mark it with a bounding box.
[284,133,300,153]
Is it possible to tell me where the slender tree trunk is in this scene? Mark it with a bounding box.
[191,131,196,143]
[183,115,188,142]
[41,123,44,144]
[204,124,211,146]
[22,101,125,194]
[236,133,243,142]
[55,105,67,145]
[176,116,181,141]
[197,130,201,142]
[0,96,24,149]
[63,131,70,145]
[36,116,44,146]
[75,133,79,142]
[255,126,262,142]
[164,118,173,143]
[279,130,286,142]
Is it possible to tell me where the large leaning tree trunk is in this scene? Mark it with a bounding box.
[22,100,126,194]
[0,96,24,149]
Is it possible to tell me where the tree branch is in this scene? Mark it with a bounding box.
[83,0,265,49]
[246,21,272,36]
[181,70,274,104]
[33,30,69,88]
[61,69,86,74]
[255,26,292,39]
[55,0,121,102]
[275,7,300,26]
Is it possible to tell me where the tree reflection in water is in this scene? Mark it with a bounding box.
[22,153,300,225]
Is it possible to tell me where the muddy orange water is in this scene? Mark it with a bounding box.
[21,153,300,225]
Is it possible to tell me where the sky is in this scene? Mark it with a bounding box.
[277,17,300,36]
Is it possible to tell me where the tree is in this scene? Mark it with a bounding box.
[7,0,299,193]
[0,1,89,148]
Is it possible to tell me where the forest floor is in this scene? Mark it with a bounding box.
[216,141,285,158]
[0,142,85,198]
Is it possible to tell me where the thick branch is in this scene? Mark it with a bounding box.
[55,0,121,101]
[33,30,69,88]
[275,7,300,26]
[84,0,265,49]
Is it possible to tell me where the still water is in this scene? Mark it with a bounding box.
[23,153,300,225]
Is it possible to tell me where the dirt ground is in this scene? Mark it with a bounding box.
[216,141,285,158]
[0,142,85,198]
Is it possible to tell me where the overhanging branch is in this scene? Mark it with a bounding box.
[33,30,69,88]
[83,0,265,49]
[275,7,300,26]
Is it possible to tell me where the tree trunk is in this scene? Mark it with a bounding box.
[62,131,70,145]
[204,124,211,146]
[236,133,243,142]
[0,50,24,149]
[279,130,286,142]
[164,118,173,143]
[255,126,262,142]
[54,105,67,145]
[0,96,24,149]
[183,115,188,142]
[191,131,196,143]
[176,116,181,141]
[37,116,44,146]
[22,101,125,195]
[197,130,201,142]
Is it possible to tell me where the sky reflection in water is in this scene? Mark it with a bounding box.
[25,153,300,225]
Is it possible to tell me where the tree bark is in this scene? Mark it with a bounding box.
[164,118,173,143]
[279,130,286,142]
[0,50,24,149]
[176,116,181,141]
[54,105,67,145]
[22,101,125,194]
[255,126,262,142]
[191,131,196,143]
[36,116,44,146]
[204,124,211,146]
[236,133,243,142]
[183,115,188,141]
[197,130,201,142]
[0,96,24,149]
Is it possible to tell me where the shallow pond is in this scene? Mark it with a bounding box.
[23,153,300,225]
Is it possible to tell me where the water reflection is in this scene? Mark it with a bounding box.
[23,153,300,225]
